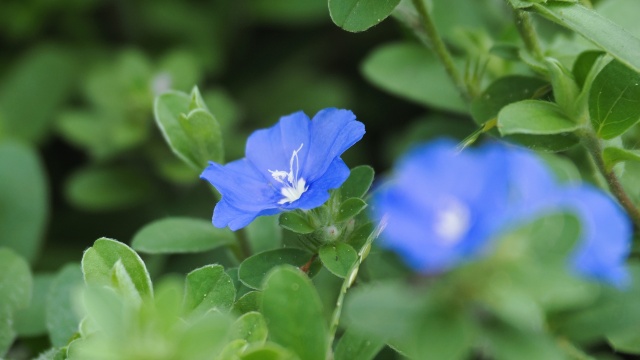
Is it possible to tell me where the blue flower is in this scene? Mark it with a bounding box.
[201,108,365,231]
[373,139,631,286]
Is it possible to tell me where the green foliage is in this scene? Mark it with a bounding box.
[0,248,32,356]
[238,249,313,290]
[329,0,401,32]
[278,212,315,234]
[184,265,236,315]
[339,165,374,199]
[14,273,54,337]
[46,264,83,347]
[498,100,580,135]
[335,198,367,223]
[318,242,358,278]
[334,329,384,360]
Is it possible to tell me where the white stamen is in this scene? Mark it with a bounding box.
[268,144,308,204]
[434,198,470,244]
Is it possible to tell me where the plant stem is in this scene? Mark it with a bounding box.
[581,131,640,227]
[410,0,472,101]
[513,8,545,61]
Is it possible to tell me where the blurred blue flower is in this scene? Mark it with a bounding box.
[373,139,631,286]
[201,108,365,231]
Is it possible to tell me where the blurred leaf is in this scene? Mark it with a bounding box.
[603,147,640,172]
[329,0,400,32]
[233,291,262,315]
[0,140,47,262]
[232,311,268,344]
[238,248,313,290]
[279,212,315,234]
[65,165,155,211]
[362,42,467,113]
[340,165,374,199]
[132,217,235,254]
[0,248,32,356]
[179,109,224,165]
[471,76,549,125]
[246,215,282,254]
[154,91,200,169]
[318,242,358,278]
[589,59,640,139]
[334,328,384,360]
[572,51,605,89]
[240,343,299,360]
[597,0,640,39]
[336,198,368,223]
[0,45,75,143]
[484,322,565,360]
[82,238,153,299]
[261,266,327,360]
[184,264,236,315]
[532,2,640,73]
[498,100,579,135]
[33,347,66,360]
[156,49,203,93]
[250,0,328,26]
[0,306,15,358]
[219,339,247,360]
[14,273,54,336]
[46,263,83,347]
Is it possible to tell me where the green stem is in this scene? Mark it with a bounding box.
[513,8,545,61]
[581,131,640,228]
[410,0,472,101]
[326,221,386,359]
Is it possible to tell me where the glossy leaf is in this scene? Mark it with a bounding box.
[238,248,313,290]
[319,242,358,278]
[334,328,384,360]
[335,198,367,223]
[362,42,467,113]
[232,311,268,344]
[184,264,236,314]
[261,266,327,360]
[0,141,47,262]
[498,100,579,136]
[340,165,375,199]
[589,59,640,139]
[233,291,262,315]
[240,343,299,360]
[154,91,199,169]
[329,0,401,32]
[132,217,235,254]
[82,238,153,299]
[46,264,84,347]
[278,212,315,234]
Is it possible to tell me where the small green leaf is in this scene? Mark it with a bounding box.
[0,248,32,313]
[0,306,15,357]
[278,212,315,234]
[471,76,549,125]
[14,274,55,336]
[82,238,153,299]
[572,51,605,89]
[545,58,580,114]
[240,343,299,360]
[603,147,640,172]
[0,140,48,262]
[340,165,375,199]
[532,2,640,73]
[46,264,83,347]
[233,291,262,315]
[184,264,236,314]
[347,222,375,252]
[498,100,579,136]
[238,248,313,290]
[153,91,199,169]
[132,217,235,254]
[334,328,384,360]
[232,311,268,344]
[319,243,358,278]
[362,42,467,113]
[336,198,368,223]
[329,0,401,32]
[179,108,224,166]
[484,323,564,360]
[589,59,640,139]
[261,266,327,360]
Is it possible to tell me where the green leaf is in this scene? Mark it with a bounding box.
[184,265,236,314]
[329,0,401,32]
[603,147,640,172]
[0,140,47,262]
[278,212,315,234]
[261,266,327,360]
[240,343,299,360]
[484,322,564,360]
[471,76,549,125]
[589,59,640,139]
[498,100,579,135]
[318,242,358,278]
[532,2,640,73]
[0,248,32,313]
[336,198,368,223]
[179,108,224,166]
[154,91,199,169]
[238,248,313,290]
[572,50,605,89]
[334,328,384,360]
[0,45,75,143]
[132,217,235,254]
[362,42,467,113]
[0,306,15,357]
[65,165,154,211]
[232,311,268,344]
[246,215,282,254]
[340,165,375,199]
[404,308,475,360]
[46,264,83,347]
[82,238,153,299]
[545,58,580,114]
[14,274,54,336]
[233,291,262,315]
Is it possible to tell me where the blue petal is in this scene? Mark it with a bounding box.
[286,157,350,210]
[245,111,311,182]
[200,159,277,211]
[303,108,365,181]
[213,199,281,230]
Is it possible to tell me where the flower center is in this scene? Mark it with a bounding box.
[269,144,308,205]
[434,198,470,244]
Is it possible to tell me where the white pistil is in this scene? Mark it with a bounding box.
[434,198,470,244]
[268,144,308,205]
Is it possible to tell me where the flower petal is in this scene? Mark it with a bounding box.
[213,199,280,230]
[284,157,350,210]
[303,108,365,181]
